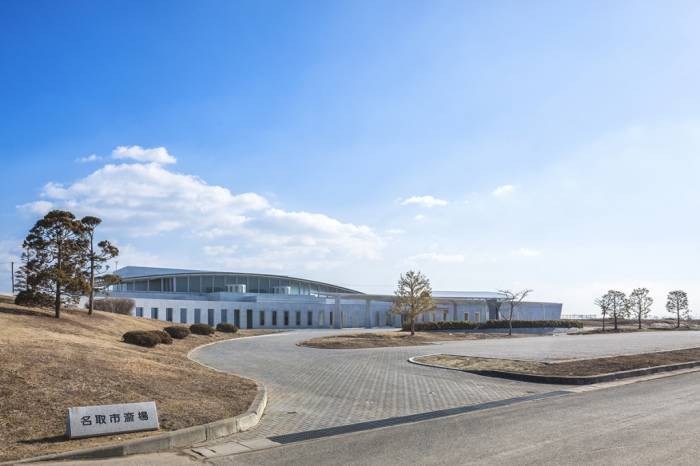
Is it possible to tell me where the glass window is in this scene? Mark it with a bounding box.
[296,311,301,326]
[318,311,325,326]
[135,280,147,291]
[272,311,277,326]
[214,276,225,292]
[135,307,143,317]
[127,281,135,291]
[163,278,173,292]
[464,312,469,321]
[207,309,215,326]
[475,312,480,322]
[180,308,187,323]
[148,279,161,292]
[190,276,201,292]
[284,311,289,326]
[176,276,188,292]
[194,308,201,323]
[307,311,313,326]
[166,308,173,321]
[329,311,334,326]
[220,309,228,323]
[259,310,265,326]
[151,307,159,319]
[234,309,240,327]
[203,276,214,293]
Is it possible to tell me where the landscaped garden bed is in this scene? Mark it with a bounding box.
[299,331,520,349]
[415,347,700,378]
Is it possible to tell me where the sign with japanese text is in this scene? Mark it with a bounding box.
[67,401,159,439]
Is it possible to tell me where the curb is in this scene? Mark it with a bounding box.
[408,355,700,385]
[9,335,272,465]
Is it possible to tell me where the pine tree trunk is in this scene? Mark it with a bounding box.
[410,318,415,336]
[677,310,680,328]
[55,281,61,319]
[88,249,95,316]
[614,312,618,331]
[638,313,642,329]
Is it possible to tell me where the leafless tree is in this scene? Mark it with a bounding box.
[594,294,611,332]
[605,290,628,332]
[499,289,533,336]
[666,290,690,328]
[628,287,653,329]
[391,270,435,335]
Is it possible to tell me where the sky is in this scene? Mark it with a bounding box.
[1,0,700,315]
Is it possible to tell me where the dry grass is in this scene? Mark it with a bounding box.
[299,331,516,349]
[0,297,272,462]
[417,348,700,377]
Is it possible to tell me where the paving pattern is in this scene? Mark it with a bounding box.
[190,329,700,441]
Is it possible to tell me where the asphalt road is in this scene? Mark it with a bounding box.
[210,369,700,466]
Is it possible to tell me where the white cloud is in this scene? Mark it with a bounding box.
[413,214,426,221]
[112,145,176,164]
[386,228,405,235]
[514,247,541,257]
[400,195,448,208]
[18,151,383,272]
[492,184,516,197]
[76,154,102,163]
[407,252,465,264]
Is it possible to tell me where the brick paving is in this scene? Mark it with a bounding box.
[190,329,700,441]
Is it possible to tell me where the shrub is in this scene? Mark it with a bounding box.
[216,323,239,333]
[123,330,161,347]
[14,290,54,308]
[164,326,190,339]
[402,319,583,332]
[92,298,135,315]
[190,323,215,335]
[150,329,173,345]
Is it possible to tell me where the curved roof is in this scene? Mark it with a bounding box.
[114,266,362,294]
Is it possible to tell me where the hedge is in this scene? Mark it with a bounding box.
[123,330,161,347]
[92,298,135,315]
[402,319,583,332]
[190,323,215,335]
[164,326,191,339]
[150,329,173,344]
[216,323,239,333]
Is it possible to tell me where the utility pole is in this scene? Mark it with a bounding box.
[11,261,14,295]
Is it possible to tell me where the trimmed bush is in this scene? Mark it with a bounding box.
[123,330,161,347]
[92,298,135,315]
[150,330,173,345]
[216,323,239,333]
[190,323,215,335]
[14,290,54,308]
[402,319,583,332]
[164,326,190,339]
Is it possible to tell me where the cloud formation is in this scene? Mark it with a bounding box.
[407,252,465,264]
[18,148,383,271]
[400,195,448,207]
[492,184,515,197]
[112,145,177,164]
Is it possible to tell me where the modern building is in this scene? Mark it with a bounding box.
[107,266,563,329]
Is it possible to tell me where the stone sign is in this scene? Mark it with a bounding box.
[67,401,159,439]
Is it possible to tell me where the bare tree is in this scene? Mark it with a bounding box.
[605,290,628,332]
[666,290,689,328]
[594,294,611,332]
[628,288,653,329]
[391,270,435,335]
[499,289,533,336]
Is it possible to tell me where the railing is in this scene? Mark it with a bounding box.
[561,314,597,320]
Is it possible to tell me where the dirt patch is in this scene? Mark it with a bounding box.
[299,331,518,349]
[0,302,274,462]
[417,347,700,377]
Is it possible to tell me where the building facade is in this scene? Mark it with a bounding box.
[106,266,563,329]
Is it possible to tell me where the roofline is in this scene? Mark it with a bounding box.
[116,269,362,295]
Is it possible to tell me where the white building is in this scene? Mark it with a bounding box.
[107,266,563,329]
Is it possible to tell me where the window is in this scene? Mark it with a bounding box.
[284,311,289,326]
[190,276,201,292]
[234,309,240,327]
[259,310,265,326]
[207,309,215,326]
[318,311,325,326]
[307,311,313,326]
[474,312,480,322]
[135,307,143,317]
[272,311,278,326]
[151,308,159,320]
[176,277,188,292]
[464,312,469,321]
[166,308,173,322]
[220,309,228,323]
[443,310,448,320]
[135,280,147,291]
[163,278,173,292]
[194,308,201,323]
[296,311,301,326]
[148,279,162,292]
[329,311,334,326]
[180,308,187,323]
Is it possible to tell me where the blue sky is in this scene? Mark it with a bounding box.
[2,0,700,314]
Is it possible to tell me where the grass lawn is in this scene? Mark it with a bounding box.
[416,348,700,377]
[0,295,272,462]
[299,330,520,349]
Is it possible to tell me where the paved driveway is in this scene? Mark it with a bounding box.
[190,329,700,440]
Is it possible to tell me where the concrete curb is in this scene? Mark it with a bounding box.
[9,335,271,465]
[408,354,700,385]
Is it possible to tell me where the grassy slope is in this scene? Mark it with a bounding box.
[0,296,264,462]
